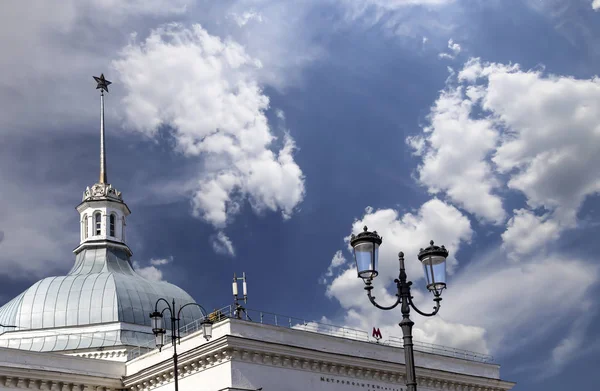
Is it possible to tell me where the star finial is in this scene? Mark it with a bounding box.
[93,74,112,93]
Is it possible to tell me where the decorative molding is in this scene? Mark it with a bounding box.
[0,375,119,391]
[71,349,128,361]
[83,183,123,202]
[123,336,514,391]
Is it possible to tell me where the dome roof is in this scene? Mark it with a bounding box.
[0,247,202,352]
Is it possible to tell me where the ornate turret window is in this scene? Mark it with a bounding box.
[109,214,116,237]
[83,214,88,239]
[95,212,102,236]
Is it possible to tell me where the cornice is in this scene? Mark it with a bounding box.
[0,369,121,390]
[124,335,515,391]
[124,335,230,387]
[70,348,129,360]
[73,240,133,256]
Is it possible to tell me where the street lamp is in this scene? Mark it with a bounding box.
[149,299,213,391]
[350,226,449,391]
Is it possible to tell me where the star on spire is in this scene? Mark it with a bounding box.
[93,74,112,93]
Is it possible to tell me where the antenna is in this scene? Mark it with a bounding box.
[232,272,250,320]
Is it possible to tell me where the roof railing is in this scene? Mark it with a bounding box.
[127,305,494,364]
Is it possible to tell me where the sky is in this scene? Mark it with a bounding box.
[0,0,599,389]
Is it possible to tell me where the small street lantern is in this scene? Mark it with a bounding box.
[418,240,449,297]
[350,226,449,391]
[201,318,213,341]
[154,328,166,350]
[350,226,383,280]
[150,310,163,332]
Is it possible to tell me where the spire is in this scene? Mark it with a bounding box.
[93,74,112,184]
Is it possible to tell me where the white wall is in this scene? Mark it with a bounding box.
[231,360,439,391]
[227,320,500,380]
[150,362,232,391]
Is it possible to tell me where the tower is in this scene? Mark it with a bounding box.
[0,75,202,360]
[76,74,131,257]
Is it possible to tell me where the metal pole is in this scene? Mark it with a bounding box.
[398,255,417,391]
[99,89,107,184]
[172,300,179,391]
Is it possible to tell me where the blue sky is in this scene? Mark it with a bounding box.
[1,0,600,389]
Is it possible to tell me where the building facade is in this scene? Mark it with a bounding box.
[0,317,514,391]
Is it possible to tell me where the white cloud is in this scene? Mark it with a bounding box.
[337,0,457,39]
[133,261,164,281]
[501,209,561,261]
[229,10,263,27]
[340,0,454,16]
[435,255,598,356]
[322,250,348,282]
[592,0,600,11]
[275,109,286,121]
[448,38,461,54]
[150,256,174,266]
[438,38,461,59]
[113,24,306,232]
[457,58,600,254]
[133,255,176,281]
[211,231,236,257]
[414,57,600,256]
[482,64,600,227]
[407,86,505,224]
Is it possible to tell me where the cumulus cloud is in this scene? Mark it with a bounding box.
[133,255,175,281]
[211,231,236,257]
[113,24,306,233]
[133,261,163,281]
[436,255,598,356]
[457,58,600,254]
[501,209,561,261]
[438,38,461,59]
[592,0,600,10]
[407,86,505,224]
[150,256,174,266]
[320,250,348,283]
[413,57,600,257]
[476,63,600,225]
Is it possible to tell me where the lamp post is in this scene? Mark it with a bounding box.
[350,226,449,391]
[150,299,214,391]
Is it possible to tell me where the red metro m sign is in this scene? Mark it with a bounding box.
[372,327,382,341]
